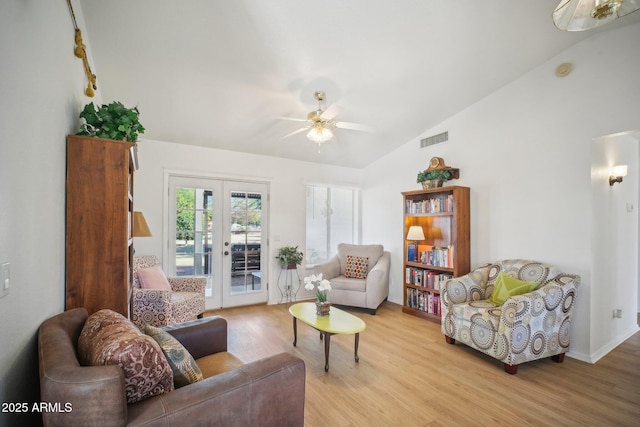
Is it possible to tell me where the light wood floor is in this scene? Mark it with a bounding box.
[206,302,640,427]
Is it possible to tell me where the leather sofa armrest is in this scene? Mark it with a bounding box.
[162,316,228,359]
[127,352,306,427]
[40,365,127,427]
[313,255,340,280]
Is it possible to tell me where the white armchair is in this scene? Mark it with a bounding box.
[131,255,206,328]
[313,243,390,314]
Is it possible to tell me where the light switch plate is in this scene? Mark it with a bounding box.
[1,262,9,298]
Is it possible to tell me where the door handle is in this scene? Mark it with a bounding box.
[224,251,229,256]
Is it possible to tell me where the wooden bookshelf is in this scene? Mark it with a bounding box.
[402,186,470,322]
[65,135,136,317]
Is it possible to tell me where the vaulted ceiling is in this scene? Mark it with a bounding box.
[78,0,639,168]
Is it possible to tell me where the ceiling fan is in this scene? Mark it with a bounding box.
[280,91,373,149]
[553,0,640,31]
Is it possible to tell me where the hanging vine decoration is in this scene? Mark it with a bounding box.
[67,0,97,97]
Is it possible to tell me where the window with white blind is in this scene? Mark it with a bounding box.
[305,185,359,266]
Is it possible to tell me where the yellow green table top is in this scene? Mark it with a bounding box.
[289,302,366,334]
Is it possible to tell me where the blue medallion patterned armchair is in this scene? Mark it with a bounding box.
[132,255,206,328]
[441,259,579,374]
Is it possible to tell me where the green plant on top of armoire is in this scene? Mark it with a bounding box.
[276,246,304,269]
[76,101,145,142]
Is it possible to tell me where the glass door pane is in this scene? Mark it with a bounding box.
[174,187,214,294]
[229,191,262,293]
[223,181,268,307]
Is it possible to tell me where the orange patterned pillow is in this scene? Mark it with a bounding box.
[78,309,174,403]
[345,255,369,279]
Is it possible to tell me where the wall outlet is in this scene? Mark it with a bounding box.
[613,309,622,319]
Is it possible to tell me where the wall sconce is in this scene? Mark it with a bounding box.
[609,165,628,186]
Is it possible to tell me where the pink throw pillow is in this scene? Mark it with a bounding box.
[137,265,172,291]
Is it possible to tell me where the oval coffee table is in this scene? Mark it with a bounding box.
[288,302,366,372]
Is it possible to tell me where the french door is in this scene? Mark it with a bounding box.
[167,176,269,309]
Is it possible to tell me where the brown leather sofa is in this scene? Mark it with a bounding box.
[38,308,305,426]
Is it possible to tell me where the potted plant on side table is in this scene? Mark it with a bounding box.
[276,246,304,270]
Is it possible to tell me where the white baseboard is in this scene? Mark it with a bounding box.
[569,324,640,364]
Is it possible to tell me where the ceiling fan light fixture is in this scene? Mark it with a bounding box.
[553,0,640,31]
[592,0,623,18]
[307,124,333,144]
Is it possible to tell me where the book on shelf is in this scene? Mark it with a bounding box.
[405,267,453,290]
[405,288,442,315]
[405,194,455,215]
[416,245,454,268]
[407,243,418,262]
[417,244,432,261]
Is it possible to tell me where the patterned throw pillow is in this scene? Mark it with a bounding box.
[345,255,369,279]
[144,325,204,388]
[78,309,174,403]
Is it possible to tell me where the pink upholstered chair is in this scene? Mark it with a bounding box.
[131,255,206,328]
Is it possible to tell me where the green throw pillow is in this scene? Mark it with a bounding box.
[144,325,203,388]
[487,272,539,306]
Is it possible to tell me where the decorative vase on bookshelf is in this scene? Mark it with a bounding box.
[315,301,331,316]
[422,180,443,189]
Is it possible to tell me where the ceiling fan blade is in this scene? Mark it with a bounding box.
[276,116,308,123]
[321,104,339,120]
[334,121,375,132]
[280,126,309,140]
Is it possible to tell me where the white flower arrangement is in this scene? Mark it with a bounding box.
[304,273,332,303]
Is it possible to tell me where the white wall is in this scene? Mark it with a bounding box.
[133,139,363,304]
[591,131,639,361]
[362,23,640,361]
[0,1,91,424]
